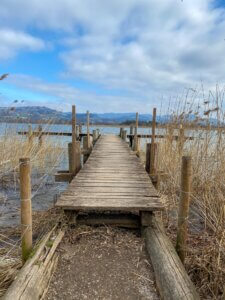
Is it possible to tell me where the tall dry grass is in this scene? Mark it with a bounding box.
[0,124,66,296]
[0,126,66,188]
[153,87,225,299]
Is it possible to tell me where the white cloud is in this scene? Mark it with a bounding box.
[0,28,46,59]
[0,0,225,111]
[7,74,145,113]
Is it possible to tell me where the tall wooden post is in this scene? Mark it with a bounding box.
[68,141,81,175]
[76,125,79,139]
[176,156,192,264]
[119,127,123,137]
[19,158,32,263]
[150,108,156,175]
[28,125,33,154]
[71,105,76,175]
[68,143,73,174]
[75,141,81,173]
[83,136,89,163]
[93,130,98,144]
[178,125,185,156]
[133,112,139,151]
[122,130,127,141]
[87,110,90,148]
[38,125,43,147]
[79,124,82,136]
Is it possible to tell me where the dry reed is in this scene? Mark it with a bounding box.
[152,87,225,299]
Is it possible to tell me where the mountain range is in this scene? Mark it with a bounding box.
[0,106,170,124]
[0,106,218,126]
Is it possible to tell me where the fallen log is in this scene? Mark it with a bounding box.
[3,227,64,300]
[143,215,200,300]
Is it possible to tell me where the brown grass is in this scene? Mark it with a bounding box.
[145,87,225,299]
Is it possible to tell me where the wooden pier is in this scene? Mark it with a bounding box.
[56,135,163,226]
[4,108,200,300]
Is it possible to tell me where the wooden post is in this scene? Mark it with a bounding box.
[79,124,82,135]
[119,127,123,137]
[71,105,76,175]
[146,143,159,188]
[93,130,98,144]
[38,125,43,147]
[122,130,127,141]
[176,156,192,264]
[28,125,33,153]
[145,143,151,173]
[87,110,90,148]
[19,158,32,263]
[130,126,134,135]
[76,125,79,140]
[133,112,139,151]
[68,143,73,174]
[83,136,89,163]
[150,108,156,175]
[178,125,185,156]
[68,141,81,175]
[75,141,81,173]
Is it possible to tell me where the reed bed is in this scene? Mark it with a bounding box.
[145,88,225,299]
[0,125,66,188]
[0,124,67,297]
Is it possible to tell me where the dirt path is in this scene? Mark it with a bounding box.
[46,226,159,300]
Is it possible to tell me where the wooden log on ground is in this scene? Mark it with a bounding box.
[143,214,199,300]
[3,227,64,300]
[19,158,32,263]
[176,156,192,263]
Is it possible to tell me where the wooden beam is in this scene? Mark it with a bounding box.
[55,172,73,182]
[143,214,199,300]
[76,212,140,228]
[3,227,64,300]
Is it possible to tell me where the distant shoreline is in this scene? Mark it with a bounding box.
[0,120,223,130]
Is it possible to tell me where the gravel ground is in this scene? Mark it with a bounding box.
[45,226,159,300]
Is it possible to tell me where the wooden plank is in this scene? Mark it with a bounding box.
[56,197,164,211]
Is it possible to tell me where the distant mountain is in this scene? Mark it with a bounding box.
[0,106,169,124]
[0,106,218,126]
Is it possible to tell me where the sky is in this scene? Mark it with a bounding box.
[0,0,225,113]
